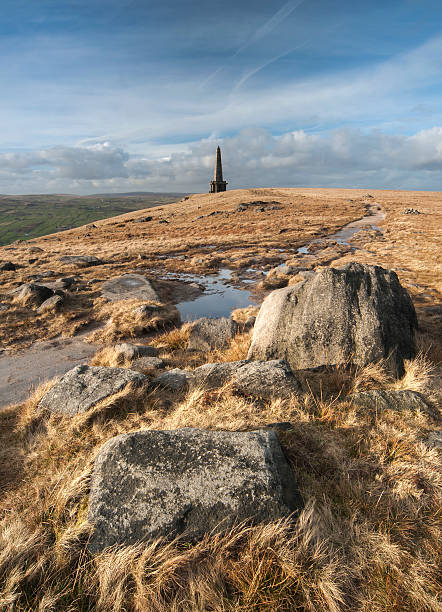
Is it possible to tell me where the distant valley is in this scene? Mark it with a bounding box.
[0,192,186,246]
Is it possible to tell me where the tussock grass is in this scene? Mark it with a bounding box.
[89,299,180,343]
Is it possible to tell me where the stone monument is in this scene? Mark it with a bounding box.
[209,146,227,193]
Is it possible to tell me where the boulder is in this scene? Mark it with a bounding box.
[248,263,417,377]
[232,360,301,400]
[37,294,64,314]
[188,317,238,351]
[38,365,147,415]
[58,255,103,267]
[12,283,54,306]
[88,428,302,551]
[349,389,436,417]
[130,356,164,372]
[0,261,17,271]
[192,361,248,390]
[151,368,194,392]
[132,303,161,318]
[113,343,158,361]
[101,274,158,302]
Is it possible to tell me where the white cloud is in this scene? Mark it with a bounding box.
[1,126,442,194]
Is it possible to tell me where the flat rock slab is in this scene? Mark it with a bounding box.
[38,364,147,415]
[101,274,158,302]
[349,389,437,418]
[88,428,302,551]
[58,255,103,267]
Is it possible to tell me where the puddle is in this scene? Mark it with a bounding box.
[165,269,257,321]
[297,246,309,254]
[322,204,385,245]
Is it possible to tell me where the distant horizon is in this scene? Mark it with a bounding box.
[2,1,442,193]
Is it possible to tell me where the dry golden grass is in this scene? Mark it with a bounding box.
[0,338,440,611]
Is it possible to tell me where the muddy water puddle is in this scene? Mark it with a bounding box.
[161,268,258,321]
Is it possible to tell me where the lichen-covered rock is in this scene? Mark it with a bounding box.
[58,255,103,267]
[101,274,158,302]
[37,294,64,314]
[38,365,147,415]
[248,263,417,377]
[349,389,436,417]
[232,360,301,399]
[151,368,194,392]
[88,428,302,551]
[192,361,248,390]
[113,343,158,361]
[188,317,238,351]
[130,356,164,372]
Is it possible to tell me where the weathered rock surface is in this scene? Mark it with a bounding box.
[101,274,158,302]
[427,431,442,449]
[232,360,301,399]
[12,283,55,306]
[188,317,238,351]
[88,428,302,551]
[349,389,436,417]
[248,263,417,377]
[59,255,103,267]
[192,359,300,398]
[151,368,194,392]
[192,361,248,390]
[37,294,64,314]
[38,365,147,415]
[130,356,164,372]
[113,343,158,361]
[132,303,161,318]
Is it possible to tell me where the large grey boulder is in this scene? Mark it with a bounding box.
[188,317,238,351]
[192,359,301,399]
[58,255,103,267]
[349,389,437,418]
[88,428,302,551]
[101,274,158,302]
[248,263,417,377]
[233,360,301,400]
[38,365,147,415]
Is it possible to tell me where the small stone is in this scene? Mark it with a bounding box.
[349,390,436,417]
[130,356,164,372]
[0,262,17,271]
[427,431,442,449]
[132,303,161,318]
[151,368,194,392]
[192,361,248,390]
[113,343,159,361]
[37,294,64,314]
[232,360,301,399]
[188,317,238,351]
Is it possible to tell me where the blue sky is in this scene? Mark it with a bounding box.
[1,0,442,193]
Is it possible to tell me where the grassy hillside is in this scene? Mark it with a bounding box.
[0,193,186,246]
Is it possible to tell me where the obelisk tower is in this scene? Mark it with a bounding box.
[209,146,227,193]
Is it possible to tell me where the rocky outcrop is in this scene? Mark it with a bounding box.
[88,428,302,551]
[38,365,147,415]
[101,274,158,302]
[188,317,238,351]
[58,255,103,267]
[248,263,417,377]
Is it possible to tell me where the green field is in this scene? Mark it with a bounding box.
[0,192,187,246]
